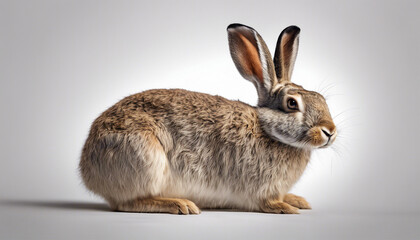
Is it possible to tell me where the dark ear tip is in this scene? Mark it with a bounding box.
[284,25,301,35]
[227,23,255,32]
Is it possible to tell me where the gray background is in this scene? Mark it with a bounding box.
[1,0,419,239]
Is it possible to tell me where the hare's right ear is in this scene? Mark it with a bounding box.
[273,26,300,83]
[227,24,276,106]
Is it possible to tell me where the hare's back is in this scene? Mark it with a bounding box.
[92,88,259,137]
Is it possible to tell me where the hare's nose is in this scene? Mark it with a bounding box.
[321,127,335,139]
[321,129,332,138]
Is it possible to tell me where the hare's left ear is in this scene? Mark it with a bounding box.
[227,24,277,106]
[274,26,300,83]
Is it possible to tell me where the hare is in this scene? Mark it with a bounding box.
[79,23,337,214]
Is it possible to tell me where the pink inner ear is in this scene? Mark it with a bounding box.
[237,33,263,84]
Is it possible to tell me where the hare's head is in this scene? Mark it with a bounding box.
[228,24,336,149]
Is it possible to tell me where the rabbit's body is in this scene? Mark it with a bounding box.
[81,89,310,211]
[80,24,337,214]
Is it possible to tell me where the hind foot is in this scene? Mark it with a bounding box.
[283,193,311,209]
[115,197,201,215]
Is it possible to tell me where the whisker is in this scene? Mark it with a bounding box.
[322,83,336,96]
[316,77,330,93]
[324,93,345,100]
[333,108,357,120]
[319,83,335,96]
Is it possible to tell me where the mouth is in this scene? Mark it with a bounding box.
[319,141,331,149]
[318,132,337,149]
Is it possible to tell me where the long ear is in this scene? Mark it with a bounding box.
[273,26,300,83]
[227,23,276,106]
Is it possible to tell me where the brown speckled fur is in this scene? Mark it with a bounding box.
[79,24,336,214]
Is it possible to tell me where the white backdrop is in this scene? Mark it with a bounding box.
[1,0,419,215]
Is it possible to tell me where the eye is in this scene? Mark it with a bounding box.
[287,98,299,110]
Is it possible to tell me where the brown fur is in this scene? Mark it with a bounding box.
[79,24,336,215]
[80,89,312,214]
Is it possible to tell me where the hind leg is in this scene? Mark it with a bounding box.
[81,132,171,206]
[115,197,201,215]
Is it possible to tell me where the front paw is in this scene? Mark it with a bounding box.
[283,193,311,209]
[260,200,299,214]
